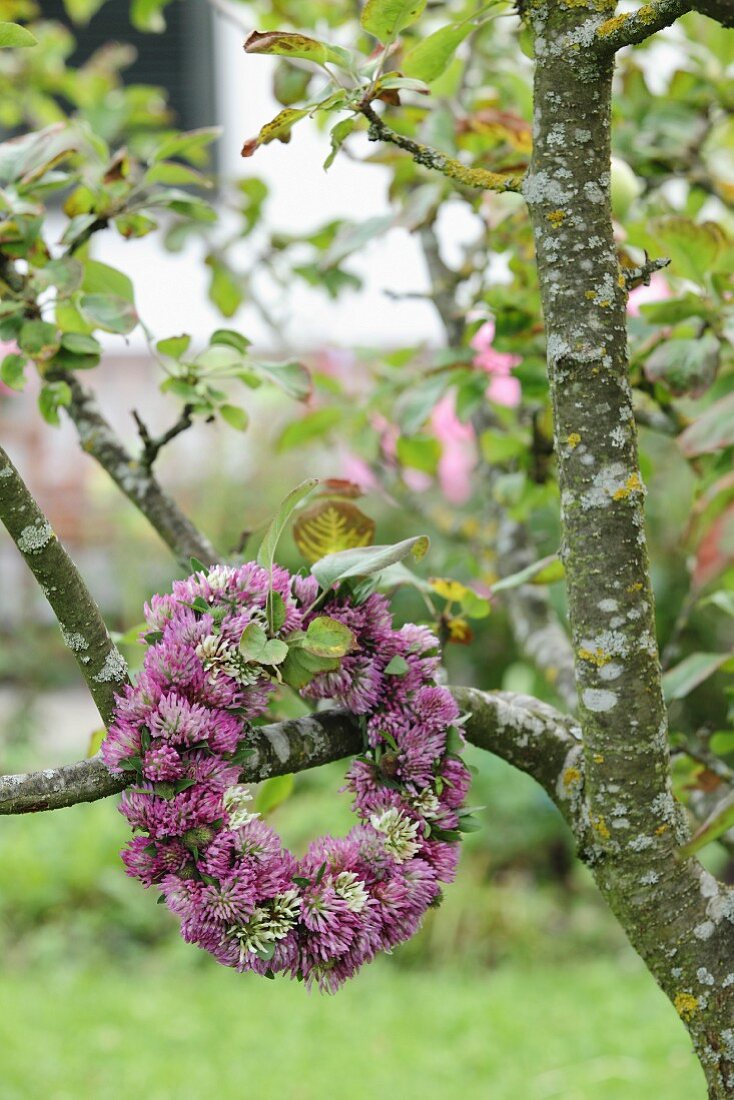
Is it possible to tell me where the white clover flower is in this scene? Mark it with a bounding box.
[411,789,442,820]
[205,565,232,591]
[370,807,420,864]
[229,889,301,964]
[223,785,259,828]
[196,635,260,686]
[333,871,369,913]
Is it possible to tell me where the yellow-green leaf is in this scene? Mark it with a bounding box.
[294,500,375,563]
[361,0,426,41]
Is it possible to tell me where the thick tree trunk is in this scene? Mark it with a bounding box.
[522,2,734,1093]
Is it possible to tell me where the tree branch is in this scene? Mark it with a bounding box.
[360,104,524,194]
[0,688,583,823]
[132,405,195,472]
[60,372,218,568]
[0,446,129,725]
[595,1,693,52]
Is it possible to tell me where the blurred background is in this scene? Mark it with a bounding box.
[3,0,732,1096]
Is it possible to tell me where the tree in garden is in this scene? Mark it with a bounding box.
[1,0,734,1092]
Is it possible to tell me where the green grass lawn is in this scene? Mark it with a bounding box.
[0,954,704,1100]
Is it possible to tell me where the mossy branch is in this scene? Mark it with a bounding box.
[595,0,693,51]
[0,688,582,819]
[0,446,129,725]
[360,104,524,194]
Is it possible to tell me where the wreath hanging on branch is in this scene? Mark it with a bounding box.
[102,483,473,992]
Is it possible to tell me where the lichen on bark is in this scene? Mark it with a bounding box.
[523,1,734,1093]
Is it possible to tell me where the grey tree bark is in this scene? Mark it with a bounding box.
[523,1,734,1093]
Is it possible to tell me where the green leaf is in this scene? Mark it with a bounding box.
[239,623,289,666]
[251,359,312,401]
[38,381,71,426]
[680,790,734,858]
[63,0,108,25]
[144,161,211,188]
[267,590,287,633]
[219,404,250,432]
[361,0,426,41]
[241,107,311,158]
[324,118,356,171]
[211,329,251,354]
[702,591,734,618]
[402,21,471,82]
[277,407,342,452]
[0,22,37,48]
[82,260,135,303]
[644,334,719,397]
[79,293,138,335]
[639,293,708,325]
[662,652,730,702]
[280,644,339,689]
[256,479,320,573]
[384,654,409,676]
[244,30,352,69]
[652,217,725,287]
[396,434,441,474]
[207,258,243,318]
[19,320,59,360]
[32,257,84,297]
[490,554,564,593]
[130,0,173,32]
[152,127,220,166]
[59,332,102,356]
[678,392,734,457]
[303,616,355,658]
[311,535,430,590]
[255,773,294,815]
[479,430,527,465]
[157,334,191,360]
[1,353,26,391]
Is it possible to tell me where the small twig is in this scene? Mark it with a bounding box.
[359,103,524,194]
[621,255,670,291]
[133,405,195,472]
[0,446,130,725]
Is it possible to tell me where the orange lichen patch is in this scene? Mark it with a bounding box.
[566,433,581,449]
[592,815,610,840]
[655,823,669,836]
[585,290,595,299]
[674,992,699,1022]
[546,209,566,228]
[578,647,611,667]
[613,472,643,501]
[597,11,631,37]
[627,581,643,593]
[617,273,626,288]
[598,299,611,308]
[563,766,582,788]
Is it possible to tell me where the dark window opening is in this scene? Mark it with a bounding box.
[37,0,216,134]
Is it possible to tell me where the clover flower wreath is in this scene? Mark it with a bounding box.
[102,559,472,992]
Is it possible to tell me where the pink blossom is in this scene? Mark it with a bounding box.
[430,394,477,505]
[471,319,522,407]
